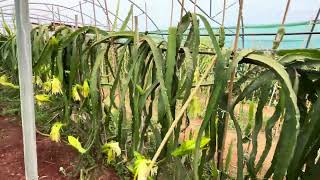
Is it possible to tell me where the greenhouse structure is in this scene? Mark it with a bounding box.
[0,0,319,179]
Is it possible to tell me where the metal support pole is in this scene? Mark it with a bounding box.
[104,0,111,31]
[135,16,139,43]
[281,0,291,25]
[179,0,185,20]
[14,0,38,179]
[75,14,78,29]
[51,5,55,23]
[239,0,245,48]
[92,0,97,27]
[222,0,226,26]
[57,7,61,24]
[306,8,320,48]
[170,0,174,26]
[209,0,212,17]
[0,8,5,34]
[12,9,16,30]
[132,7,134,31]
[51,5,55,29]
[79,1,84,25]
[241,17,245,48]
[145,1,148,31]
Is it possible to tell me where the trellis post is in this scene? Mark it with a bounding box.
[14,0,38,179]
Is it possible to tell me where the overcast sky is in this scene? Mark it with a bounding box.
[1,0,319,31]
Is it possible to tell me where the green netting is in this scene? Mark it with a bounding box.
[149,21,320,50]
[222,21,320,49]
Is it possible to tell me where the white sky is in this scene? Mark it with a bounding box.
[0,0,319,31]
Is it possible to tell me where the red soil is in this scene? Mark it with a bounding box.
[0,115,121,180]
[0,116,78,179]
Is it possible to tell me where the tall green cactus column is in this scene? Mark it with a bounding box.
[14,0,38,179]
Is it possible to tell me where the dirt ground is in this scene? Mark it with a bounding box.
[0,116,119,180]
[0,116,77,179]
[225,130,278,177]
[180,117,279,178]
[0,117,119,180]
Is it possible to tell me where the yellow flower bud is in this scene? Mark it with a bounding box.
[82,80,89,98]
[49,122,64,143]
[72,85,81,101]
[51,77,62,95]
[68,136,86,154]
